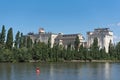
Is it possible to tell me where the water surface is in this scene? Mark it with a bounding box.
[0,62,120,80]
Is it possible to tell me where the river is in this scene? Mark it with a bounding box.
[0,62,120,80]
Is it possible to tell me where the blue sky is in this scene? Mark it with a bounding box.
[0,0,120,43]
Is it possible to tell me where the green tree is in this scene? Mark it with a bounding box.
[90,37,99,59]
[108,40,115,58]
[0,49,13,62]
[78,44,85,60]
[0,25,6,47]
[6,28,13,49]
[15,31,20,48]
[115,42,120,59]
[100,47,108,59]
[48,37,51,48]
[52,44,59,61]
[19,33,24,48]
[41,42,48,61]
[92,37,99,49]
[66,43,73,60]
[74,35,80,51]
[27,36,33,48]
[13,47,29,62]
[47,37,52,60]
[32,42,42,61]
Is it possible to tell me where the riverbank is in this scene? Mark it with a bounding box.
[65,60,120,62]
[28,60,120,63]
[1,59,120,63]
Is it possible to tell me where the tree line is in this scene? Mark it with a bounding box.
[0,25,120,62]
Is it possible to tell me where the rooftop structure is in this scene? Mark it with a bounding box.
[39,28,45,34]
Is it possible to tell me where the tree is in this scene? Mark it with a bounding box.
[115,42,120,59]
[32,42,42,61]
[47,37,52,60]
[65,43,72,60]
[109,40,115,58]
[41,42,48,61]
[92,37,99,49]
[27,36,33,48]
[6,28,13,49]
[90,37,99,59]
[2,49,13,62]
[78,44,85,60]
[19,33,23,48]
[52,44,59,61]
[74,35,80,51]
[100,47,108,59]
[0,25,6,46]
[48,37,51,48]
[15,31,20,48]
[19,33,27,48]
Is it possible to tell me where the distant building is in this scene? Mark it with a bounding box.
[27,28,85,49]
[55,33,85,48]
[27,28,57,48]
[26,27,113,53]
[87,28,113,53]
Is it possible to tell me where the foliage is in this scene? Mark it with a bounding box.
[5,28,13,50]
[109,40,115,59]
[15,31,20,48]
[90,37,99,59]
[74,35,80,51]
[27,36,33,48]
[0,25,6,48]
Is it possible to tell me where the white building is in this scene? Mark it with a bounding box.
[28,28,85,49]
[87,28,113,53]
[55,33,85,48]
[28,28,57,48]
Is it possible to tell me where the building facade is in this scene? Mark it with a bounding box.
[27,28,57,48]
[27,28,85,49]
[87,28,113,53]
[55,33,85,48]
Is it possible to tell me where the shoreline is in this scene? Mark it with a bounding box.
[1,60,120,63]
[66,60,120,63]
[29,60,120,63]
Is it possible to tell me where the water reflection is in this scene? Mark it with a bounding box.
[0,62,120,80]
[50,63,54,80]
[105,62,110,80]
